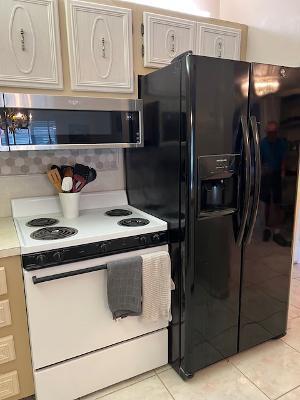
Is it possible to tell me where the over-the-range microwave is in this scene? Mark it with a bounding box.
[0,93,143,151]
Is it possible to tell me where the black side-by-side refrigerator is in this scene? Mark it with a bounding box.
[125,54,299,378]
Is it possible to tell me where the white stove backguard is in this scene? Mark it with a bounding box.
[11,190,128,218]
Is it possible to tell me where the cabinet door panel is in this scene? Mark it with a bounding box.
[143,12,196,68]
[9,4,35,74]
[0,0,63,89]
[66,0,133,93]
[91,16,112,79]
[196,23,241,60]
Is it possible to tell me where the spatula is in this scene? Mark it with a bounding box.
[61,177,73,193]
[72,174,87,193]
[47,168,62,192]
[74,164,90,180]
[51,165,63,179]
[87,168,97,183]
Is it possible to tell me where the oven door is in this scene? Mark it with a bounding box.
[2,94,143,150]
[23,245,168,370]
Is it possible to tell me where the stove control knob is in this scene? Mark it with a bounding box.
[152,234,160,243]
[53,251,63,262]
[99,243,108,253]
[36,254,46,265]
[139,236,147,245]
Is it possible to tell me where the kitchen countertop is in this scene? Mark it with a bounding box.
[0,217,20,258]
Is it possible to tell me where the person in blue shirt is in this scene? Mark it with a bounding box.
[260,121,288,246]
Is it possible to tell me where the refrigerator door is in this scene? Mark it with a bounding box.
[181,56,250,375]
[239,63,300,351]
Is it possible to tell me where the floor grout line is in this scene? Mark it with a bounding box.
[229,359,272,400]
[155,370,176,400]
[287,314,300,321]
[275,383,300,399]
[81,373,156,400]
[279,337,300,354]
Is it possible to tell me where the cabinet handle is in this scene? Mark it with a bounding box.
[20,28,25,51]
[101,37,105,58]
[216,39,223,58]
[171,33,175,53]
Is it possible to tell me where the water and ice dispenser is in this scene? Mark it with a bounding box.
[197,154,240,218]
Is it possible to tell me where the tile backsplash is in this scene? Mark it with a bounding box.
[0,149,119,175]
[0,149,125,217]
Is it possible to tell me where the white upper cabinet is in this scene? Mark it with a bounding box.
[143,12,196,68]
[65,0,134,93]
[0,0,63,89]
[196,23,241,60]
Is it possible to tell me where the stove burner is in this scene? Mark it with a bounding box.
[30,227,78,241]
[105,209,133,217]
[26,218,59,227]
[118,218,150,227]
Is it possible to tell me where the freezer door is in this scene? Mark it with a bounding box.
[239,63,300,351]
[181,56,250,375]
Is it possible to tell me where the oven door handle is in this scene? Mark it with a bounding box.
[32,264,107,284]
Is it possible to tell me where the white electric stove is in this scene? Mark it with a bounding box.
[12,191,169,400]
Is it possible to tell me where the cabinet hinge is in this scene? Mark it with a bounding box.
[141,23,144,36]
[142,43,144,58]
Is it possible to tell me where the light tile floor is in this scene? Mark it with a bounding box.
[81,263,300,400]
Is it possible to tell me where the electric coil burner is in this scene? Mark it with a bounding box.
[118,218,150,227]
[30,227,78,241]
[105,209,133,217]
[26,218,59,227]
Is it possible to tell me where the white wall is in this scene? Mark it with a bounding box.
[121,0,220,18]
[220,0,300,66]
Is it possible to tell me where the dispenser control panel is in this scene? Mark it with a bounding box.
[198,154,239,179]
[197,154,240,218]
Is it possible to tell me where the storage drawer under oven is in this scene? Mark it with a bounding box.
[23,245,169,370]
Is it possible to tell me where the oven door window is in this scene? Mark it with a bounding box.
[4,108,141,148]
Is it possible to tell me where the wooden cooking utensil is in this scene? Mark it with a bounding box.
[51,165,63,179]
[64,166,74,178]
[47,168,62,193]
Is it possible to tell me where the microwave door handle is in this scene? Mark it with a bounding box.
[32,264,107,285]
[237,115,252,246]
[244,116,261,245]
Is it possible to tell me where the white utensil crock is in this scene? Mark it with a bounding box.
[59,193,80,219]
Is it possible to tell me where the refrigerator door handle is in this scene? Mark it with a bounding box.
[237,115,251,246]
[244,115,261,245]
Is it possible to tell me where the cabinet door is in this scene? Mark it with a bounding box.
[196,23,241,60]
[66,0,133,93]
[143,12,196,68]
[0,0,63,89]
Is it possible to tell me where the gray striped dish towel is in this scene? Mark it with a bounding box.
[140,251,174,322]
[107,256,142,320]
